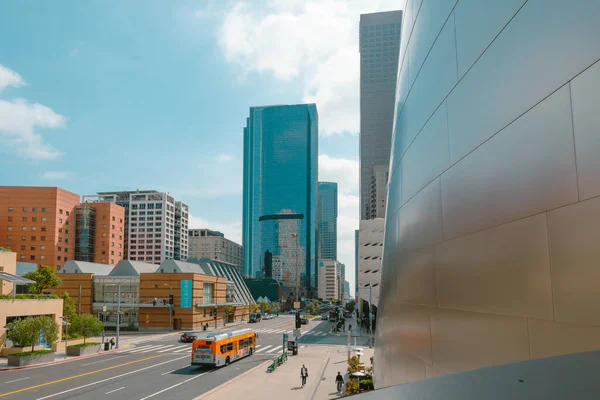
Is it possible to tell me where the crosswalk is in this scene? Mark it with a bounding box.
[254,328,328,337]
[120,341,315,356]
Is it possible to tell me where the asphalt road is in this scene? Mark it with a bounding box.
[0,316,333,400]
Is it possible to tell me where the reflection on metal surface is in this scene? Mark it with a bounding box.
[377,0,600,389]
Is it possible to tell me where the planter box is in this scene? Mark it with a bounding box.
[7,352,55,366]
[66,344,101,357]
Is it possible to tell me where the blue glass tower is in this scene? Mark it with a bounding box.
[317,182,338,260]
[243,104,318,291]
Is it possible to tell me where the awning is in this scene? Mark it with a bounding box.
[0,272,35,285]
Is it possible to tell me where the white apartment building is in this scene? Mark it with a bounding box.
[318,259,342,302]
[188,229,243,274]
[84,190,189,265]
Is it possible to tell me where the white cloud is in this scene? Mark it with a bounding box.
[215,153,234,163]
[188,214,242,244]
[218,0,401,135]
[42,171,69,180]
[0,64,25,92]
[0,98,66,160]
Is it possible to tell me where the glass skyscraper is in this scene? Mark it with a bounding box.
[359,10,402,219]
[317,182,338,260]
[242,104,318,291]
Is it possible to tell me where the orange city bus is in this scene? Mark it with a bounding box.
[191,328,256,367]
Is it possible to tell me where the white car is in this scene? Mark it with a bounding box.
[263,314,274,320]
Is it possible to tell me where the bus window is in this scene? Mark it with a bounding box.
[227,343,233,352]
[220,345,226,353]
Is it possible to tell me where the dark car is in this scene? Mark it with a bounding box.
[300,317,309,325]
[249,313,262,323]
[180,332,199,343]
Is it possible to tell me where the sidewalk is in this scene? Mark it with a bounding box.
[198,344,374,400]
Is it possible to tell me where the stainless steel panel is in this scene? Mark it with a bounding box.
[401,101,450,203]
[431,309,529,374]
[407,0,457,86]
[391,304,434,364]
[386,162,402,216]
[425,363,447,379]
[454,0,527,78]
[395,246,437,306]
[400,15,458,161]
[447,0,600,163]
[571,61,600,200]
[435,213,553,320]
[388,351,427,385]
[529,318,600,360]
[398,0,414,70]
[397,177,443,253]
[547,196,600,326]
[442,85,578,240]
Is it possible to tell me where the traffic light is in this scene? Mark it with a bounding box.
[117,314,122,324]
[295,312,301,329]
[169,294,174,305]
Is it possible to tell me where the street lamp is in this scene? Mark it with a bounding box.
[291,233,299,304]
[60,316,70,359]
[164,284,173,332]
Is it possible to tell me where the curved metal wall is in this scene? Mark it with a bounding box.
[376,0,600,388]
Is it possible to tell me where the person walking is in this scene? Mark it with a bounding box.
[300,364,308,387]
[335,371,344,393]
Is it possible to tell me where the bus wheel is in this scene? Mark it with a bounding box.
[226,356,230,366]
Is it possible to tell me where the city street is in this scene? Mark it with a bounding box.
[0,316,334,400]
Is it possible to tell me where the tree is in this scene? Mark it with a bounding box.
[60,291,76,322]
[305,301,320,316]
[345,300,355,313]
[23,265,61,294]
[71,314,103,344]
[250,303,260,313]
[5,316,59,352]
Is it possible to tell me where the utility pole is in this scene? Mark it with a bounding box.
[116,282,121,349]
[368,283,373,349]
[164,284,173,332]
[292,233,299,303]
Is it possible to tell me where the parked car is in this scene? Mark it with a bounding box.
[300,317,309,325]
[263,314,274,320]
[321,314,328,320]
[180,332,199,343]
[249,313,262,323]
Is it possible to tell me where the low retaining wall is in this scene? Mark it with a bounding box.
[66,344,101,357]
[7,352,55,366]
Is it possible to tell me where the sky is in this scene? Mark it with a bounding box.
[0,0,401,296]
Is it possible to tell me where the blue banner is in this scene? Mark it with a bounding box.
[180,280,193,309]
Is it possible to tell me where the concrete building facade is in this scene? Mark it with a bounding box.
[84,190,189,265]
[358,218,383,309]
[359,10,402,220]
[188,229,243,274]
[376,0,600,389]
[318,259,341,302]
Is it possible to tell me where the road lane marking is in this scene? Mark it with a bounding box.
[137,345,174,353]
[139,370,213,400]
[266,346,282,354]
[32,355,188,400]
[105,387,125,394]
[82,356,125,366]
[171,346,191,353]
[0,355,165,398]
[4,377,30,384]
[254,345,273,353]
[127,345,165,353]
[161,369,176,376]
[156,345,179,353]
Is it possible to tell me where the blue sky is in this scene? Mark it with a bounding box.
[0,0,400,295]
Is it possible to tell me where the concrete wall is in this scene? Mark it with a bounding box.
[0,250,17,295]
[0,298,63,353]
[46,273,94,314]
[376,0,600,388]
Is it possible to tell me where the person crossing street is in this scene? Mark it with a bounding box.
[300,364,308,387]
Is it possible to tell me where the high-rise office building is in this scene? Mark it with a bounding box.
[0,186,125,270]
[243,104,318,291]
[317,182,338,260]
[83,190,188,265]
[359,10,402,220]
[188,228,243,274]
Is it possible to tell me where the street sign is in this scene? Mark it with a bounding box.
[102,306,107,312]
[283,333,288,340]
[293,301,300,309]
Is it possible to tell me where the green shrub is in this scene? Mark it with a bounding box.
[5,316,59,352]
[70,314,103,344]
[12,349,54,357]
[345,379,359,395]
[347,356,360,374]
[69,342,100,348]
[0,294,59,300]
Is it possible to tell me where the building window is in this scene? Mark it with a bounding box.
[30,255,35,260]
[41,217,47,222]
[102,250,106,255]
[102,241,106,246]
[41,227,46,231]
[64,248,68,252]
[7,226,12,231]
[20,236,26,241]
[58,246,62,251]
[22,217,27,222]
[57,256,61,261]
[41,236,45,241]
[112,216,115,221]
[110,259,114,264]
[20,245,26,250]
[22,207,27,212]
[8,207,13,212]
[32,217,36,222]
[101,259,106,264]
[102,233,107,237]
[32,207,37,212]
[112,225,115,229]
[42,208,47,212]
[21,226,26,231]
[40,255,45,260]
[20,255,26,260]
[58,237,62,242]
[41,245,45,250]
[59,209,63,214]
[32,227,36,231]
[102,224,107,228]
[64,257,67,261]
[65,238,68,243]
[66,211,69,216]
[58,218,63,223]
[59,228,62,233]
[111,242,114,247]
[103,215,107,220]
[6,236,11,240]
[65,229,68,234]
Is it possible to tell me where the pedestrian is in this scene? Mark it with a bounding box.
[300,364,308,387]
[109,338,115,349]
[335,371,344,393]
[348,324,352,333]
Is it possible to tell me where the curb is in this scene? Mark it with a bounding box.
[0,347,127,372]
[193,358,273,400]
